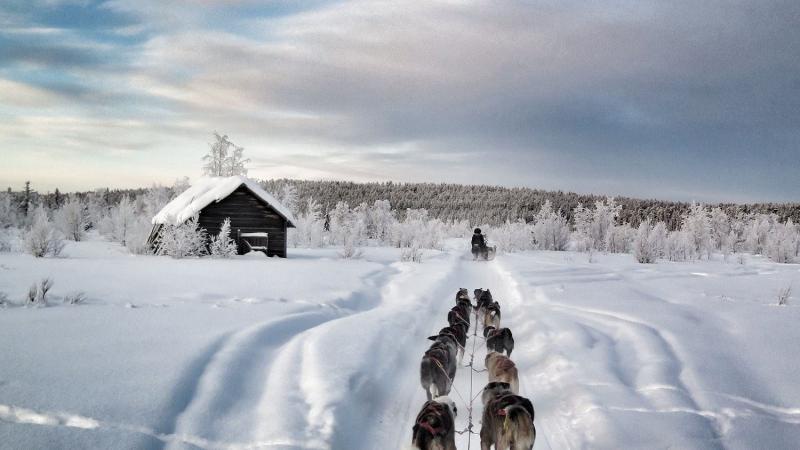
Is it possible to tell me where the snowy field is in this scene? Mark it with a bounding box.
[1,236,800,449]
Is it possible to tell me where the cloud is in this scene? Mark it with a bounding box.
[1,0,798,201]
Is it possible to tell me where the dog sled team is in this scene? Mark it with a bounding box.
[412,288,536,450]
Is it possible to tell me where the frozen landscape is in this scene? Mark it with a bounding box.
[1,235,798,449]
[2,1,800,448]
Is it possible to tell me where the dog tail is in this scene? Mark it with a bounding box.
[429,382,439,399]
[503,405,536,450]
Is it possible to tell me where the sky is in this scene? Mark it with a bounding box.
[0,0,798,203]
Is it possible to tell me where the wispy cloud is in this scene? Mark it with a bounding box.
[1,0,798,201]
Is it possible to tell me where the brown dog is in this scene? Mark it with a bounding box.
[485,352,519,394]
[480,387,536,450]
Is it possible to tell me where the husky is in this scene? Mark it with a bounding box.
[448,304,470,328]
[481,381,512,405]
[420,342,454,400]
[480,386,535,450]
[484,326,515,356]
[474,289,493,312]
[485,351,519,394]
[429,326,463,365]
[483,301,501,330]
[456,288,470,302]
[411,396,458,450]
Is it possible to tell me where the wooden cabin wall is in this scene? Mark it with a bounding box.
[198,186,288,257]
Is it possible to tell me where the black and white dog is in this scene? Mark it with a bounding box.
[411,396,458,450]
[483,325,514,356]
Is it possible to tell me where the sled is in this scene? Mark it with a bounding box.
[472,244,496,261]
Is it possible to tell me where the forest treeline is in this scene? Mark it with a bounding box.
[261,179,800,230]
[6,179,800,230]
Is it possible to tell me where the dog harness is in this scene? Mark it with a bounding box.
[414,402,451,437]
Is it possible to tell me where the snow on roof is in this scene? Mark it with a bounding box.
[152,176,296,227]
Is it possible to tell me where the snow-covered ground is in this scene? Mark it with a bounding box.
[1,236,799,449]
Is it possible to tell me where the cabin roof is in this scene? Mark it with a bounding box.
[152,176,297,227]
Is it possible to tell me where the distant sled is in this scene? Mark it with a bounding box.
[471,244,496,261]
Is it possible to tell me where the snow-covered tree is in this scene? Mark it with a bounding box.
[141,184,172,218]
[54,195,87,241]
[278,184,298,216]
[202,132,249,176]
[156,216,208,258]
[124,217,154,255]
[744,214,773,255]
[765,219,799,263]
[225,143,249,177]
[649,221,668,259]
[532,200,570,251]
[368,200,395,243]
[0,191,19,228]
[290,197,325,248]
[209,218,238,258]
[493,220,534,253]
[108,195,136,246]
[391,208,445,250]
[633,220,657,263]
[709,207,730,251]
[605,224,635,254]
[681,202,712,259]
[24,205,64,257]
[572,198,621,252]
[666,229,695,261]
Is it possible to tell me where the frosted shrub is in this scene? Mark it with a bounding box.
[0,292,10,308]
[368,200,395,243]
[0,192,19,228]
[54,195,88,241]
[682,202,712,259]
[26,278,53,307]
[291,197,325,248]
[0,228,19,252]
[157,216,208,258]
[777,285,792,306]
[210,218,238,258]
[765,220,798,263]
[709,207,731,251]
[24,206,64,258]
[339,233,362,259]
[532,201,570,251]
[605,224,635,254]
[493,220,534,253]
[392,209,445,250]
[125,217,155,255]
[666,230,695,261]
[649,222,668,258]
[744,214,773,255]
[400,244,423,263]
[64,291,87,305]
[572,198,621,252]
[633,220,657,263]
[109,195,136,246]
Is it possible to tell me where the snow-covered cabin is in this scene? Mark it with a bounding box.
[148,176,296,257]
